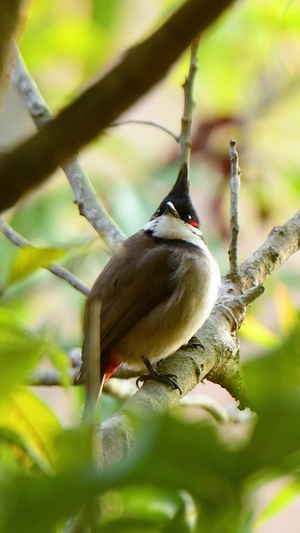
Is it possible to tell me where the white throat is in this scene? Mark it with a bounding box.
[143,213,204,249]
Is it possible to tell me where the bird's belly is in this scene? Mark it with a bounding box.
[112,256,220,370]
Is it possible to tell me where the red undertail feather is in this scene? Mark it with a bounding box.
[104,352,120,382]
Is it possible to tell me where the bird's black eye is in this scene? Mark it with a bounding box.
[157,209,161,215]
[187,215,192,220]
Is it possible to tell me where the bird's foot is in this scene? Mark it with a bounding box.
[136,356,182,394]
[185,335,204,350]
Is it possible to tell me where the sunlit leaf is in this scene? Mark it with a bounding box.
[240,314,280,348]
[0,414,243,533]
[7,245,66,285]
[273,285,298,334]
[255,476,300,527]
[46,344,71,387]
[242,324,300,474]
[92,0,119,29]
[0,426,52,475]
[243,323,300,406]
[0,307,47,394]
[1,388,62,471]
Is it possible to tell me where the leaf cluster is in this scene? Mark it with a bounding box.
[1,321,300,532]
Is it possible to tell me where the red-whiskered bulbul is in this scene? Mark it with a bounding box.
[78,163,220,395]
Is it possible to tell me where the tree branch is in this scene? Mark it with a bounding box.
[228,139,241,276]
[0,0,235,212]
[179,36,200,165]
[9,46,125,252]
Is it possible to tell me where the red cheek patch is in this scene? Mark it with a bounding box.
[151,215,158,220]
[189,220,199,228]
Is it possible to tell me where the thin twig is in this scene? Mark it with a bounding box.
[241,285,265,306]
[110,119,179,142]
[178,35,200,166]
[9,45,125,252]
[228,139,241,276]
[0,217,90,296]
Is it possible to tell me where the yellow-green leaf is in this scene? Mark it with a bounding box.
[273,285,298,334]
[1,387,62,472]
[0,307,46,395]
[46,344,71,387]
[255,477,300,527]
[240,315,280,348]
[0,426,52,474]
[8,245,66,285]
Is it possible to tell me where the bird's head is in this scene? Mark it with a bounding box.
[143,163,202,242]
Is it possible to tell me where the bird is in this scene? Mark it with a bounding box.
[78,163,220,398]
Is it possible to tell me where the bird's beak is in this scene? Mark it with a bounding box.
[164,201,180,218]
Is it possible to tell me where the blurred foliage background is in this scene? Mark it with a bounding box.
[0,0,299,532]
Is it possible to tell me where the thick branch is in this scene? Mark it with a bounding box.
[96,210,300,468]
[0,0,235,212]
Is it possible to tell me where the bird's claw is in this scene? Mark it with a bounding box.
[136,371,182,394]
[186,335,204,350]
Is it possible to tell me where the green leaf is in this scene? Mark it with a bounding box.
[243,323,300,408]
[92,0,119,29]
[0,426,52,475]
[240,315,280,348]
[46,344,71,387]
[1,388,62,472]
[255,477,300,527]
[7,245,66,285]
[242,323,300,475]
[0,415,243,533]
[0,307,46,394]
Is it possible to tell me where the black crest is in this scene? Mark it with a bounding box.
[152,163,200,227]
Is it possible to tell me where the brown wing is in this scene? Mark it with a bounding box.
[79,231,177,380]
